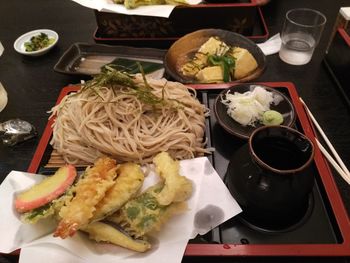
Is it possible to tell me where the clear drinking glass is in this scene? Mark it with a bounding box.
[279,8,327,65]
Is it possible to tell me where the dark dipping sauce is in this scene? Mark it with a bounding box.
[252,136,309,170]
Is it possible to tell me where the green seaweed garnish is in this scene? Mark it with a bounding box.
[105,58,163,75]
[82,65,182,109]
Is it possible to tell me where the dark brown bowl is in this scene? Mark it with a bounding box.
[214,84,296,139]
[164,28,266,84]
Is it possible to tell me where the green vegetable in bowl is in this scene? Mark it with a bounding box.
[262,110,284,126]
[24,33,55,52]
[207,54,235,82]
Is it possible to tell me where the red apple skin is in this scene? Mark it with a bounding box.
[15,165,77,213]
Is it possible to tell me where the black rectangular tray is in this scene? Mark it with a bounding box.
[27,82,350,257]
[93,7,268,48]
[191,87,339,245]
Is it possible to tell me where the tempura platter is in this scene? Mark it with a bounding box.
[27,82,350,257]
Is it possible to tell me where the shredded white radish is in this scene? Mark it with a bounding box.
[220,86,282,127]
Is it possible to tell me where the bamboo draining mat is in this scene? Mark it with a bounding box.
[45,149,90,168]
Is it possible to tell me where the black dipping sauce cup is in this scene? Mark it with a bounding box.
[226,125,315,231]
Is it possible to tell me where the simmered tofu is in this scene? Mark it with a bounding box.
[198,37,229,56]
[181,37,229,77]
[229,47,258,79]
[181,53,207,77]
[195,66,223,83]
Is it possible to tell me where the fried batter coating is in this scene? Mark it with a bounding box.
[153,152,193,205]
[91,163,145,222]
[54,157,118,238]
[107,183,188,239]
[82,222,151,252]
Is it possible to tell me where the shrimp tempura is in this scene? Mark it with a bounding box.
[54,157,118,238]
[91,163,144,222]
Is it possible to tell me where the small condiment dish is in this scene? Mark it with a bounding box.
[214,84,296,139]
[14,29,58,56]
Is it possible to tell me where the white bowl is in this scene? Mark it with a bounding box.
[14,29,59,56]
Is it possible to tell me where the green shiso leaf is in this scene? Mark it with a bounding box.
[103,58,163,75]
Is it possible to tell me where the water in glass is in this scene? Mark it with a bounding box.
[279,33,316,65]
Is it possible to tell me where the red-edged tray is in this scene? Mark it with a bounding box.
[27,82,350,257]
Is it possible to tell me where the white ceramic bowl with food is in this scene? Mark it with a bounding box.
[14,29,58,56]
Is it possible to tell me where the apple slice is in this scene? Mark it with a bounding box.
[15,165,77,213]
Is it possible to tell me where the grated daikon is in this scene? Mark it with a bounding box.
[220,86,282,127]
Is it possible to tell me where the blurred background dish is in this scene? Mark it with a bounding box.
[13,29,58,56]
[214,84,296,139]
[164,29,266,84]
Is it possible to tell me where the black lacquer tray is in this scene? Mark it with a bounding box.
[93,6,268,48]
[27,82,350,257]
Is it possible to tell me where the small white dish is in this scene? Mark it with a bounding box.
[14,29,58,56]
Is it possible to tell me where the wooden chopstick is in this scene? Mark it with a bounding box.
[299,97,350,183]
[316,139,350,184]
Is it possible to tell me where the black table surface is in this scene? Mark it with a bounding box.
[0,0,350,262]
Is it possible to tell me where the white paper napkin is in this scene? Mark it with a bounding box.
[257,33,282,56]
[19,244,85,263]
[0,157,241,263]
[71,0,201,18]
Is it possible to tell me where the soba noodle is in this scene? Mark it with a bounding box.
[50,73,208,164]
